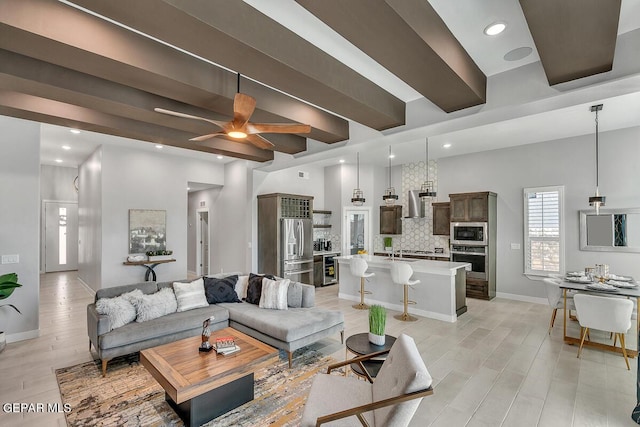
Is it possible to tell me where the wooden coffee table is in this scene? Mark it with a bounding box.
[140,327,278,427]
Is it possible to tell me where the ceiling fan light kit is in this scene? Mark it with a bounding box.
[588,104,605,215]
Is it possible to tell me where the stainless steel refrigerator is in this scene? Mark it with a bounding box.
[281,218,313,283]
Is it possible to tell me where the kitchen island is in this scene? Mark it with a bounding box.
[336,255,471,323]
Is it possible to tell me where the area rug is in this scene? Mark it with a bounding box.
[56,348,337,426]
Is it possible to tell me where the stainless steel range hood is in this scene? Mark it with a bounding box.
[405,190,425,218]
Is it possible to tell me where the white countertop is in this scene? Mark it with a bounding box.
[313,251,341,256]
[376,250,450,259]
[336,254,470,276]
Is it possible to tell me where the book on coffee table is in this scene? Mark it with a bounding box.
[215,336,236,350]
[216,345,240,355]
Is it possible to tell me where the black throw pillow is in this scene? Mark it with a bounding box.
[204,275,241,304]
[246,273,275,305]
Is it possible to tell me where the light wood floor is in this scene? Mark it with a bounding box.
[0,272,637,426]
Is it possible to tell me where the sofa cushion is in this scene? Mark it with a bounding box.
[173,278,208,312]
[287,281,303,308]
[219,303,344,343]
[130,287,178,322]
[95,289,142,330]
[204,275,241,304]
[246,273,275,305]
[96,281,158,301]
[99,305,229,350]
[259,278,290,310]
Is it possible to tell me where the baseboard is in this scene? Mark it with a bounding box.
[6,329,40,343]
[338,293,457,323]
[495,292,547,305]
[78,277,96,297]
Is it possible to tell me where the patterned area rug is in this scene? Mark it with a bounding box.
[56,348,336,426]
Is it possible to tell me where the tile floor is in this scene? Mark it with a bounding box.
[0,271,637,426]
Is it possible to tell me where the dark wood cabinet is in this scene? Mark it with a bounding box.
[380,205,402,235]
[449,192,495,222]
[432,202,450,235]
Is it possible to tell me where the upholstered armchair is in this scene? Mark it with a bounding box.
[301,333,433,426]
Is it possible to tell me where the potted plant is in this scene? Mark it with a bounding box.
[384,237,393,252]
[0,272,22,353]
[146,250,173,262]
[368,305,387,346]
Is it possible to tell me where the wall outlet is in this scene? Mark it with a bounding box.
[510,243,521,250]
[1,254,19,264]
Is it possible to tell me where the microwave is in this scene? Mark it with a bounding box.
[450,222,487,245]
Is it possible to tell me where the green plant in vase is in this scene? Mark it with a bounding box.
[0,272,22,353]
[368,305,387,346]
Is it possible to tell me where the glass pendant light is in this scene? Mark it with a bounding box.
[351,152,365,206]
[382,146,398,205]
[588,104,605,215]
[418,137,436,199]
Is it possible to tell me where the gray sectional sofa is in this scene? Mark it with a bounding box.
[87,276,344,376]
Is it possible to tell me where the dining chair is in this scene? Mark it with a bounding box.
[573,293,634,370]
[301,333,433,426]
[543,277,576,335]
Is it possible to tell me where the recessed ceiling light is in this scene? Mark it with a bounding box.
[484,22,506,36]
[339,159,345,163]
[155,144,163,149]
[62,145,71,150]
[69,129,81,134]
[389,154,395,159]
[55,159,63,163]
[443,143,452,148]
[217,155,224,159]
[187,187,191,191]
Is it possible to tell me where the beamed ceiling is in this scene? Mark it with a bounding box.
[0,0,626,162]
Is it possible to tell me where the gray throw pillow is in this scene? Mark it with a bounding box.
[95,289,143,330]
[287,281,303,308]
[131,287,178,322]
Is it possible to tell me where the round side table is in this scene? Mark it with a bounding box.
[345,333,396,379]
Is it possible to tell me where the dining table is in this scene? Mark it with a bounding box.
[561,274,639,358]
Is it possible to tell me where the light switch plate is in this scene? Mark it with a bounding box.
[2,254,19,264]
[510,243,521,250]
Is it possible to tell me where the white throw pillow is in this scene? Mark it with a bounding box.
[131,287,178,322]
[259,278,290,310]
[173,278,208,312]
[235,275,250,300]
[95,289,143,330]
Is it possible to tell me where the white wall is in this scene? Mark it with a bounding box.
[0,116,40,341]
[186,187,222,273]
[78,148,102,291]
[253,163,325,207]
[79,145,225,288]
[438,126,640,299]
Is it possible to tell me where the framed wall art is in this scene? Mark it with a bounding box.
[129,209,166,254]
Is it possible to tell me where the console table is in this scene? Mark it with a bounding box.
[123,259,176,281]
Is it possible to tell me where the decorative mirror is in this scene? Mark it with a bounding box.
[579,208,640,252]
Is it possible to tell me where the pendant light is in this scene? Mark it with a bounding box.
[351,152,365,206]
[418,137,436,199]
[588,104,605,215]
[382,146,398,205]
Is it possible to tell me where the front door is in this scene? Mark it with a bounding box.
[45,201,78,272]
[343,208,371,255]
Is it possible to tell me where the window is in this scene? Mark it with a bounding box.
[524,186,564,275]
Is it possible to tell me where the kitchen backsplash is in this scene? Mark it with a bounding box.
[374,159,449,253]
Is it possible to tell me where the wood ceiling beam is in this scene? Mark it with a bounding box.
[68,0,405,130]
[0,49,306,155]
[519,0,621,85]
[0,90,274,162]
[296,0,486,112]
[0,0,348,145]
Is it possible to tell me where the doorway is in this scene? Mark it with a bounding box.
[44,201,78,272]
[196,208,210,276]
[343,207,372,255]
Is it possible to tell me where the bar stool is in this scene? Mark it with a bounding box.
[391,261,420,322]
[350,258,375,310]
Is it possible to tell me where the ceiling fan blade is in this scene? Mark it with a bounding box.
[233,93,257,128]
[154,108,226,128]
[189,132,226,142]
[247,123,311,134]
[245,134,276,150]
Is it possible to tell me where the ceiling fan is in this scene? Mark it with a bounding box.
[154,74,311,150]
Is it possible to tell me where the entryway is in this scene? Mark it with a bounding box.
[343,207,372,255]
[44,201,78,272]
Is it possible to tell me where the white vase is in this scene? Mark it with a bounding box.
[0,331,6,353]
[368,332,385,346]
